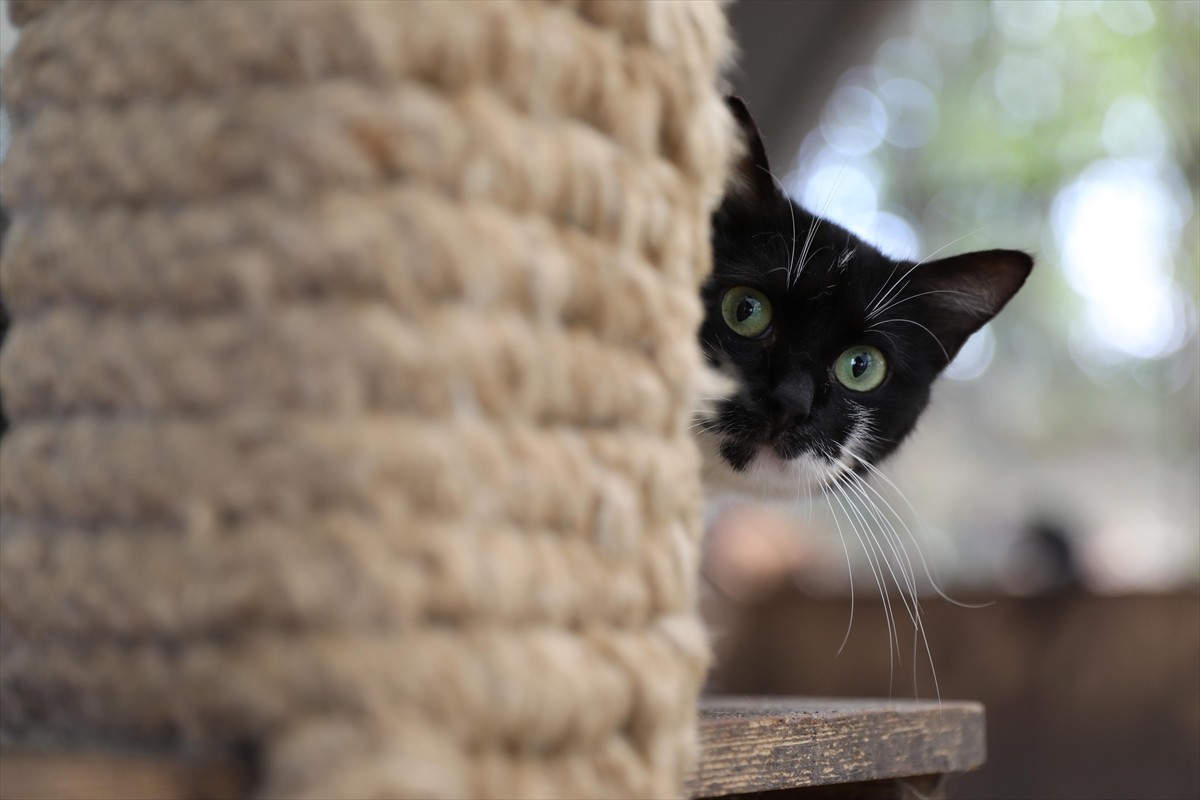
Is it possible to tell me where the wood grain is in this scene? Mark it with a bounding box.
[685,696,984,798]
[0,696,984,799]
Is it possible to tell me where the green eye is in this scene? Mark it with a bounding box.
[720,286,773,338]
[834,345,888,392]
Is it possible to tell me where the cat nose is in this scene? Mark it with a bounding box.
[766,374,814,436]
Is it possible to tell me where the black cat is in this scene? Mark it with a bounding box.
[698,98,1032,498]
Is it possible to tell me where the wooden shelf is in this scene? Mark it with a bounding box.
[688,696,985,798]
[0,696,984,800]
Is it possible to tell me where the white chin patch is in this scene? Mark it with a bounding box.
[696,429,834,502]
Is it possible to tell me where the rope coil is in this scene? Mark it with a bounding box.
[0,2,733,796]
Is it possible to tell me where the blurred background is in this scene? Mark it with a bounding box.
[706,2,1200,799]
[1,1,1197,799]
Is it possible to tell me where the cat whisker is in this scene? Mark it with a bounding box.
[821,459,898,645]
[763,265,796,281]
[866,225,989,313]
[845,451,993,611]
[799,245,835,277]
[836,245,856,272]
[846,472,920,603]
[867,225,993,318]
[870,328,904,350]
[842,469,939,702]
[867,274,914,320]
[794,155,852,288]
[866,287,976,322]
[839,474,921,656]
[913,225,992,268]
[804,461,815,525]
[818,464,867,660]
[865,260,904,317]
[793,214,822,289]
[826,477,899,688]
[820,490,855,655]
[784,178,798,289]
[756,165,799,289]
[823,438,941,704]
[830,415,942,701]
[868,317,950,363]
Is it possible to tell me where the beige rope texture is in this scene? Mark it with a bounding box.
[0,1,734,798]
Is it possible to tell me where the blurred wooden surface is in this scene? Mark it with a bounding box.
[709,590,1200,800]
[0,696,983,800]
[0,750,252,800]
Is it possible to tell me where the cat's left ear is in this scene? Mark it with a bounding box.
[723,95,784,209]
[906,249,1034,364]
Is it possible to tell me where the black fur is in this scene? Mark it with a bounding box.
[700,97,1032,480]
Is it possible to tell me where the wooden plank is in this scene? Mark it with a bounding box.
[685,696,985,798]
[0,697,984,800]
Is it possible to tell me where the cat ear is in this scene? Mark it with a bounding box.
[907,249,1034,364]
[723,95,784,208]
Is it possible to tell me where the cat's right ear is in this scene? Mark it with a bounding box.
[724,96,783,209]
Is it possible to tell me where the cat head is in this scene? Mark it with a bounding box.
[698,96,1032,497]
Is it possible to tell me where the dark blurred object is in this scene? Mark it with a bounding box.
[708,587,1200,800]
[1003,515,1084,596]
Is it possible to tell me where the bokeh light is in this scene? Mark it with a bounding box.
[944,325,997,382]
[1053,158,1191,362]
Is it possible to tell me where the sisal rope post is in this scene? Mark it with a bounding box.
[0,1,734,797]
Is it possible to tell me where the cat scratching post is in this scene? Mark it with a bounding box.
[0,1,733,797]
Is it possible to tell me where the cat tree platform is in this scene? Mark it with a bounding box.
[688,696,985,799]
[0,696,985,800]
